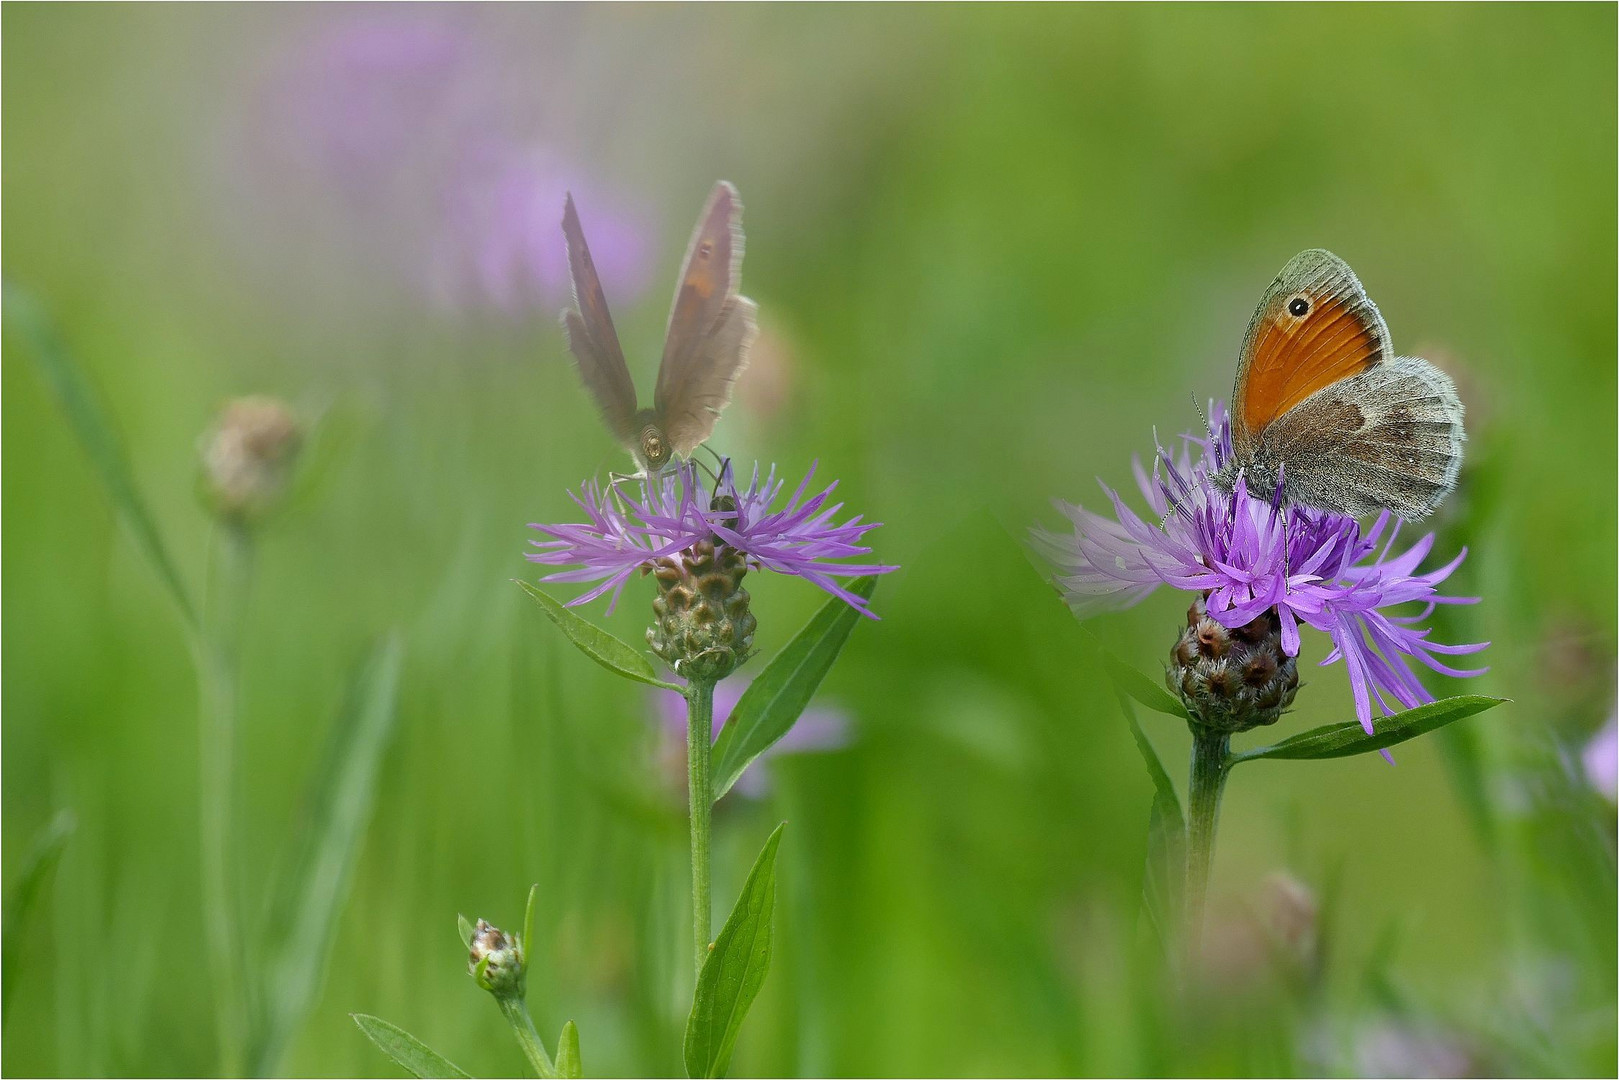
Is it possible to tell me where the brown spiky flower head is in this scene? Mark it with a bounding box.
[1168,596,1299,733]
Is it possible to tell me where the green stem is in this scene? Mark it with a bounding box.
[1183,727,1231,966]
[498,996,557,1079]
[686,679,716,981]
[196,522,253,1074]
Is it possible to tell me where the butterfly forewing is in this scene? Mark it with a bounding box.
[1232,249,1390,446]
[653,181,757,456]
[561,194,640,447]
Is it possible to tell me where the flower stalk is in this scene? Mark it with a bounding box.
[196,520,253,1074]
[1183,726,1230,962]
[497,998,557,1080]
[686,679,716,980]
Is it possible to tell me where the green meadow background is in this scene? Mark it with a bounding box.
[4,4,1614,1076]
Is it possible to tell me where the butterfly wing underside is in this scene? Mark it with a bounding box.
[1258,356,1464,518]
[1231,249,1390,451]
[561,194,640,448]
[1231,249,1463,519]
[653,181,759,457]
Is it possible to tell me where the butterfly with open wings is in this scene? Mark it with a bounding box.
[561,181,759,476]
[1211,249,1465,520]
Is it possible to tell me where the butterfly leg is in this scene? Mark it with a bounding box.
[1281,511,1293,595]
[605,469,648,514]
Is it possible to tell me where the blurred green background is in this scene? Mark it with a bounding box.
[4,4,1614,1077]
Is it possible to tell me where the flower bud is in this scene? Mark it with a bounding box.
[1167,597,1299,733]
[467,918,525,999]
[198,396,302,524]
[647,538,757,682]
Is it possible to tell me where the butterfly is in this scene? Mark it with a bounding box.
[1211,249,1465,520]
[560,181,759,475]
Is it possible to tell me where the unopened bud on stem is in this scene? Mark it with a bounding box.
[467,918,526,1000]
[198,396,302,524]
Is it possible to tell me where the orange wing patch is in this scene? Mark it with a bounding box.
[1240,292,1383,435]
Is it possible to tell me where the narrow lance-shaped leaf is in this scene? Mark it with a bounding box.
[516,580,680,691]
[1,809,77,1023]
[4,282,197,629]
[684,824,786,1079]
[1074,622,1190,721]
[1112,689,1184,948]
[351,1014,472,1079]
[457,914,476,950]
[522,882,540,975]
[555,1020,583,1079]
[1229,695,1508,766]
[711,578,877,799]
[251,635,405,1074]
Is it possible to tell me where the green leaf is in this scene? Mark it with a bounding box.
[555,1020,582,1079]
[711,578,878,799]
[457,914,475,950]
[1111,691,1184,950]
[4,282,197,628]
[683,823,785,1078]
[521,887,540,965]
[251,635,405,1074]
[1229,695,1508,765]
[351,1014,471,1079]
[1,809,77,1023]
[1074,622,1189,721]
[516,580,680,691]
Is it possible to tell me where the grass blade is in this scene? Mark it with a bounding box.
[251,635,405,1073]
[555,1020,582,1079]
[683,823,785,1078]
[351,1014,471,1079]
[516,580,679,691]
[1229,695,1508,765]
[4,282,196,629]
[1,809,77,1023]
[711,578,877,799]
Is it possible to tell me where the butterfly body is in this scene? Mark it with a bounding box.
[1211,249,1464,520]
[561,182,758,476]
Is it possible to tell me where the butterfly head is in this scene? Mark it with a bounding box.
[637,421,673,473]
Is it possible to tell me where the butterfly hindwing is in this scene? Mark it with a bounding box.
[1231,249,1390,449]
[1259,355,1465,519]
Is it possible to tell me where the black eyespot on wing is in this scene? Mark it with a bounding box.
[1287,297,1310,317]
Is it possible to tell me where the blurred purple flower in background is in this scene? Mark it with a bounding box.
[431,140,652,314]
[651,680,851,799]
[1032,403,1488,738]
[527,461,897,616]
[269,13,478,193]
[1584,712,1617,804]
[234,10,655,315]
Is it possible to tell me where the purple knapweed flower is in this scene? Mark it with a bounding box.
[651,679,851,799]
[1031,403,1487,738]
[526,460,897,616]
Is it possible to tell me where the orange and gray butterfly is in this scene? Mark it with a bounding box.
[1220,249,1464,520]
[560,193,640,450]
[653,181,759,458]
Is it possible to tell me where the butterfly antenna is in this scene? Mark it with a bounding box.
[689,446,723,487]
[1191,393,1212,440]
